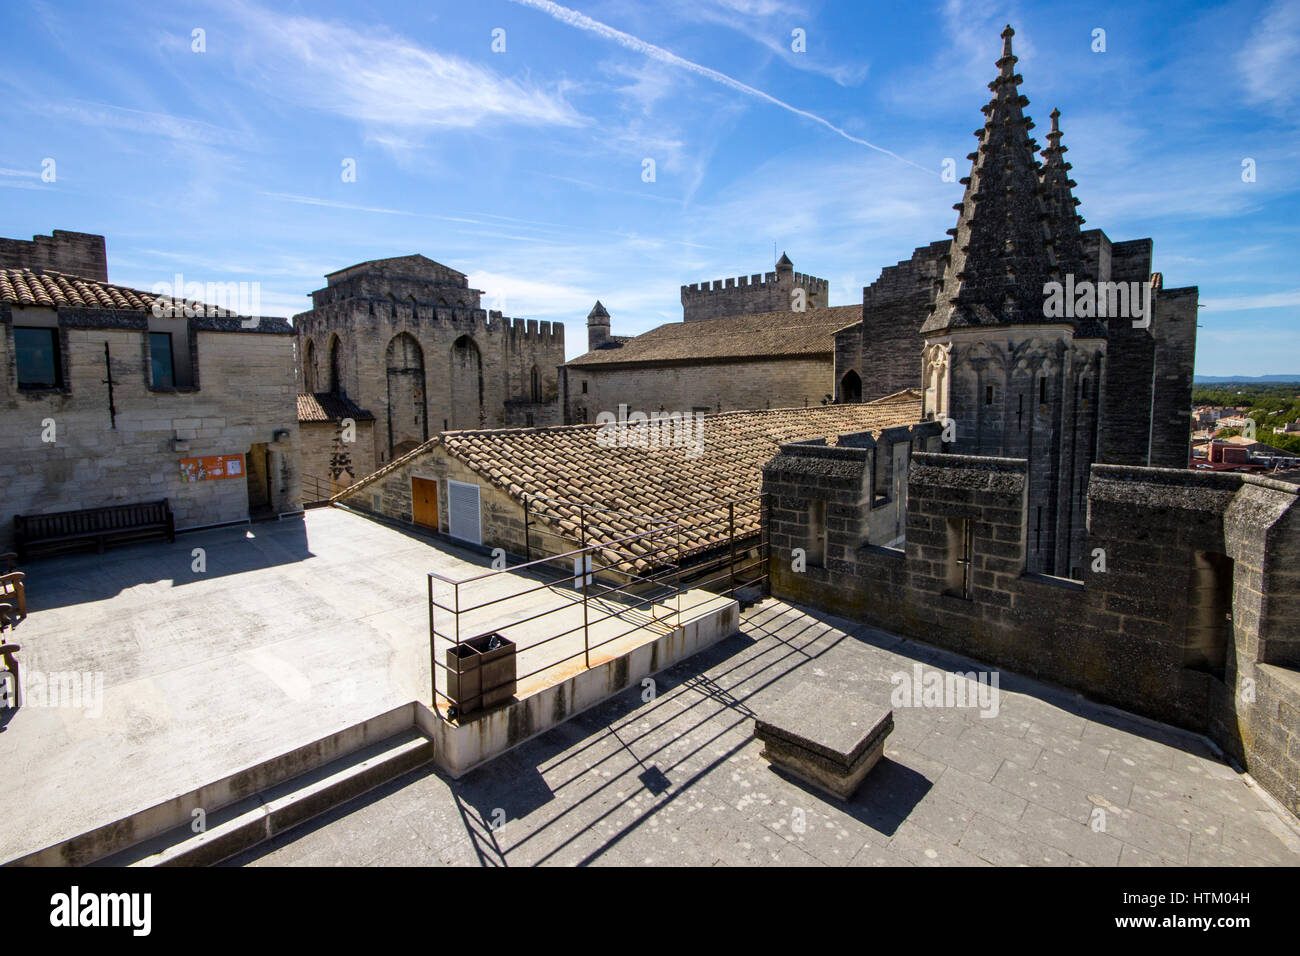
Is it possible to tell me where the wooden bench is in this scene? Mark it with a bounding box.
[14,499,175,561]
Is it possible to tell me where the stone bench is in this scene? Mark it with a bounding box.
[754,682,893,800]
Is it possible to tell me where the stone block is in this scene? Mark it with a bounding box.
[753,681,894,800]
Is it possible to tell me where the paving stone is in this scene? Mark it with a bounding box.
[958,813,1076,866]
[1018,803,1123,867]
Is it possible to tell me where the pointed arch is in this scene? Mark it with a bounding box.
[450,335,484,429]
[327,334,342,395]
[839,369,861,404]
[303,338,317,393]
[385,332,427,458]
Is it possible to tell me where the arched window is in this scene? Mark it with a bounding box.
[328,335,342,395]
[303,339,317,392]
[530,365,542,403]
[840,369,862,404]
[451,336,484,429]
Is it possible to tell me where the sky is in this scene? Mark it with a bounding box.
[2,0,1298,374]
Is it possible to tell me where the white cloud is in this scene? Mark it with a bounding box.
[508,0,928,172]
[1239,0,1300,110]
[225,0,584,137]
[1201,289,1300,311]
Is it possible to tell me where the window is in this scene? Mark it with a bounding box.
[15,327,62,389]
[530,366,542,403]
[150,332,175,388]
[985,385,994,405]
[1039,376,1047,404]
[944,517,973,599]
[807,500,826,567]
[581,380,588,394]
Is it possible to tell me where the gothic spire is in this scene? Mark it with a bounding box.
[1039,108,1103,337]
[922,25,1058,334]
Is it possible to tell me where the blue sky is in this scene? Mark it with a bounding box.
[2,0,1298,373]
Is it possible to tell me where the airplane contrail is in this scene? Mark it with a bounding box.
[507,0,934,175]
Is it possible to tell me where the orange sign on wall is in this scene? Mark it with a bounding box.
[179,454,245,483]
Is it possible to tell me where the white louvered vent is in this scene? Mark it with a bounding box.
[447,480,481,545]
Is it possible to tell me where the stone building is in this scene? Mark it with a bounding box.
[763,445,1300,820]
[0,235,301,550]
[563,255,852,423]
[835,26,1198,579]
[293,254,565,485]
[680,252,828,322]
[335,394,923,572]
[296,392,376,501]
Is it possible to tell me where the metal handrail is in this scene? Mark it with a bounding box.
[427,492,768,717]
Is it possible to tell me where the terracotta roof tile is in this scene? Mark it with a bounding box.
[297,392,376,423]
[341,390,922,568]
[566,305,860,367]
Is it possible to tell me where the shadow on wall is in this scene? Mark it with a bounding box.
[19,516,313,613]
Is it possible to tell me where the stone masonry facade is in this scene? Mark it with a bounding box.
[1,303,301,551]
[293,254,565,478]
[681,252,828,321]
[763,446,1300,818]
[564,356,835,423]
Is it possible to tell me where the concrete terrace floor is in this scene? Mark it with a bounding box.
[4,506,691,862]
[230,601,1300,867]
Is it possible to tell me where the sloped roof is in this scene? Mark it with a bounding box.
[566,305,860,367]
[297,392,376,423]
[339,390,923,564]
[0,267,288,332]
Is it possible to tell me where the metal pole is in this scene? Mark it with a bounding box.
[523,495,531,561]
[729,501,736,597]
[581,509,589,668]
[434,574,444,712]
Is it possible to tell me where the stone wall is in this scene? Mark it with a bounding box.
[681,268,829,322]
[0,230,108,282]
[833,240,948,405]
[763,447,1300,817]
[298,419,376,497]
[296,269,565,469]
[563,356,834,424]
[1,305,301,550]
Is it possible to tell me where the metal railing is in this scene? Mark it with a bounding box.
[301,473,342,506]
[427,493,767,719]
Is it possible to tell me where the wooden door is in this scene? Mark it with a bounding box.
[412,477,439,530]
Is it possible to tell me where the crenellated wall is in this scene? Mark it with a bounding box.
[763,446,1300,819]
[294,258,565,472]
[681,268,829,322]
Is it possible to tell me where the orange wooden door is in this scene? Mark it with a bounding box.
[412,477,439,530]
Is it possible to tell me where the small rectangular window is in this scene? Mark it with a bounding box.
[808,500,826,567]
[15,327,62,389]
[985,385,994,405]
[944,517,973,599]
[1039,377,1047,404]
[581,380,588,394]
[150,332,175,388]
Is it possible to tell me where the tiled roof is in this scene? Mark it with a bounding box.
[0,268,158,310]
[297,392,376,423]
[566,305,860,367]
[0,267,287,332]
[341,390,922,566]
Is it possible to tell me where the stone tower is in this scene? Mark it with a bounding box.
[587,300,611,350]
[920,25,1106,578]
[680,253,829,321]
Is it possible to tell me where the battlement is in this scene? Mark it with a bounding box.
[0,229,108,283]
[680,261,830,322]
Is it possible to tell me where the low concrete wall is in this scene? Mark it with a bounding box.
[421,595,739,777]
